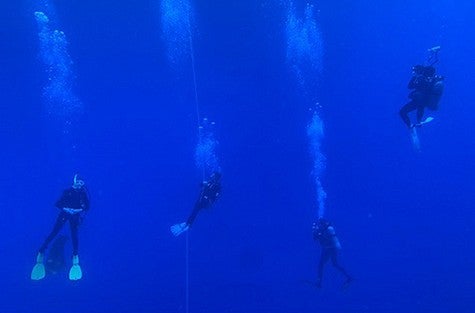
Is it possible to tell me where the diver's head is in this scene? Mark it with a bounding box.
[317,218,330,228]
[72,174,85,189]
[423,66,435,77]
[412,65,435,77]
[412,64,425,75]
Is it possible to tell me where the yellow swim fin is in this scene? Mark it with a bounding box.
[31,253,46,280]
[69,255,82,281]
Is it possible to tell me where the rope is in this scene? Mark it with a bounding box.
[185,15,204,313]
[189,33,202,136]
[185,231,190,313]
[188,22,206,181]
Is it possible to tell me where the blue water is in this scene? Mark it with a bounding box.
[2,0,475,312]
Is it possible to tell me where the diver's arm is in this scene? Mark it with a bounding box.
[81,191,90,211]
[327,226,342,250]
[409,75,431,90]
[55,190,69,208]
[208,183,221,201]
[408,76,418,89]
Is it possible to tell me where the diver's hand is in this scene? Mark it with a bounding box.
[63,207,83,215]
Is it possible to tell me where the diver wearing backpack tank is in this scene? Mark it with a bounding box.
[313,218,353,288]
[31,174,90,281]
[171,172,221,236]
[399,46,444,128]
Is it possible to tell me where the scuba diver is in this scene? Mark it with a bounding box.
[399,46,444,128]
[171,171,221,236]
[31,174,90,281]
[313,218,352,288]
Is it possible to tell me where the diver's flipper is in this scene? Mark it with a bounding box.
[171,222,189,237]
[415,116,434,127]
[31,253,46,280]
[410,127,420,151]
[69,255,82,281]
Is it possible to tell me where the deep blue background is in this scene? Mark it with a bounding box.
[1,0,475,312]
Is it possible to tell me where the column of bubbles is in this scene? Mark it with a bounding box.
[160,0,193,70]
[285,2,326,218]
[34,11,82,129]
[195,118,220,176]
[307,110,326,218]
[285,2,323,98]
[160,0,221,177]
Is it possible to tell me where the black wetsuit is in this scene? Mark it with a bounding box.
[39,187,90,256]
[186,179,221,226]
[400,74,444,127]
[314,224,351,286]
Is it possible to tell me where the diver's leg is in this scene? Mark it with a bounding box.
[330,251,352,280]
[186,200,205,227]
[68,215,83,280]
[39,211,68,253]
[416,105,425,124]
[399,101,417,127]
[69,214,80,256]
[317,249,331,287]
